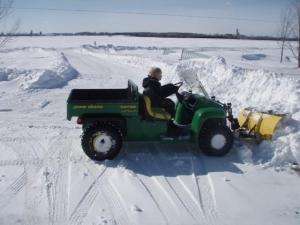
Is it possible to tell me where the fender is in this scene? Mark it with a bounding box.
[191,107,226,135]
[81,114,127,135]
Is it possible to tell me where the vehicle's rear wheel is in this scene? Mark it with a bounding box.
[199,125,233,157]
[81,123,123,161]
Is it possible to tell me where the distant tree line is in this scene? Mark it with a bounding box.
[1,30,43,36]
[1,31,297,41]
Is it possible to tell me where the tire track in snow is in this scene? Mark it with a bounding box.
[124,151,175,225]
[69,161,108,225]
[0,159,42,166]
[0,170,27,209]
[20,130,46,225]
[121,156,170,225]
[0,141,27,209]
[152,144,218,224]
[51,142,71,225]
[152,144,206,222]
[26,129,66,225]
[20,130,45,160]
[125,144,200,225]
[0,130,45,225]
[0,132,76,223]
[44,132,73,225]
[188,146,218,224]
[68,146,124,225]
[0,130,42,211]
[0,157,87,168]
[98,157,132,225]
[17,129,66,225]
[190,152,206,214]
[104,181,132,225]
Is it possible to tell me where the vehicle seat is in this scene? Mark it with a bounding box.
[143,95,171,120]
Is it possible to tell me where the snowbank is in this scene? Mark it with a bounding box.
[0,68,28,81]
[175,57,300,167]
[0,53,79,89]
[20,53,79,89]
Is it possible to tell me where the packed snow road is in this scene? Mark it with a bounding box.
[0,36,300,225]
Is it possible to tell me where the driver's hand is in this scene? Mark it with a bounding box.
[172,84,180,89]
[172,84,180,92]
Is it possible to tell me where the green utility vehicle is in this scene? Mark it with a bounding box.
[67,80,237,161]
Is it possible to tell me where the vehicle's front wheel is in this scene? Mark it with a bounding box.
[199,125,233,157]
[81,123,123,161]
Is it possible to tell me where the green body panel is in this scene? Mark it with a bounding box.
[174,103,185,124]
[126,118,167,141]
[190,95,226,140]
[174,95,227,143]
[82,115,192,143]
[191,107,226,133]
[195,94,225,110]
[67,102,138,120]
[175,94,226,127]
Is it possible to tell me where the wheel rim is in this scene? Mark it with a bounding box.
[211,134,226,150]
[92,132,114,154]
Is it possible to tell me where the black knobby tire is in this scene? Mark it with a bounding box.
[81,123,123,161]
[199,125,234,157]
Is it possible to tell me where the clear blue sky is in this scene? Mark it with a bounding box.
[8,0,289,35]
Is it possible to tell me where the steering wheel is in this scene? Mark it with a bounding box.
[176,90,197,111]
[173,82,197,110]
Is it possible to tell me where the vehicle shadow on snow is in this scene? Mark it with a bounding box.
[101,143,244,177]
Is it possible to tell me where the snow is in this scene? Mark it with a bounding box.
[0,36,299,225]
[174,56,300,167]
[0,68,27,81]
[242,53,267,61]
[0,53,79,90]
[23,53,78,90]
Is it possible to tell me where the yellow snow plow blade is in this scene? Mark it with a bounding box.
[238,108,285,140]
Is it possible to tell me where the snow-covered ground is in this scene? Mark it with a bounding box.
[0,36,299,225]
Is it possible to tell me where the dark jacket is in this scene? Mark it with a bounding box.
[143,76,161,106]
[142,76,177,107]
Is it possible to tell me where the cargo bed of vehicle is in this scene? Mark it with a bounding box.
[67,80,139,120]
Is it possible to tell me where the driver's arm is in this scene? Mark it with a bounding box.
[160,84,179,98]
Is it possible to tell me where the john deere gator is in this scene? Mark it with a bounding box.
[67,80,284,161]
